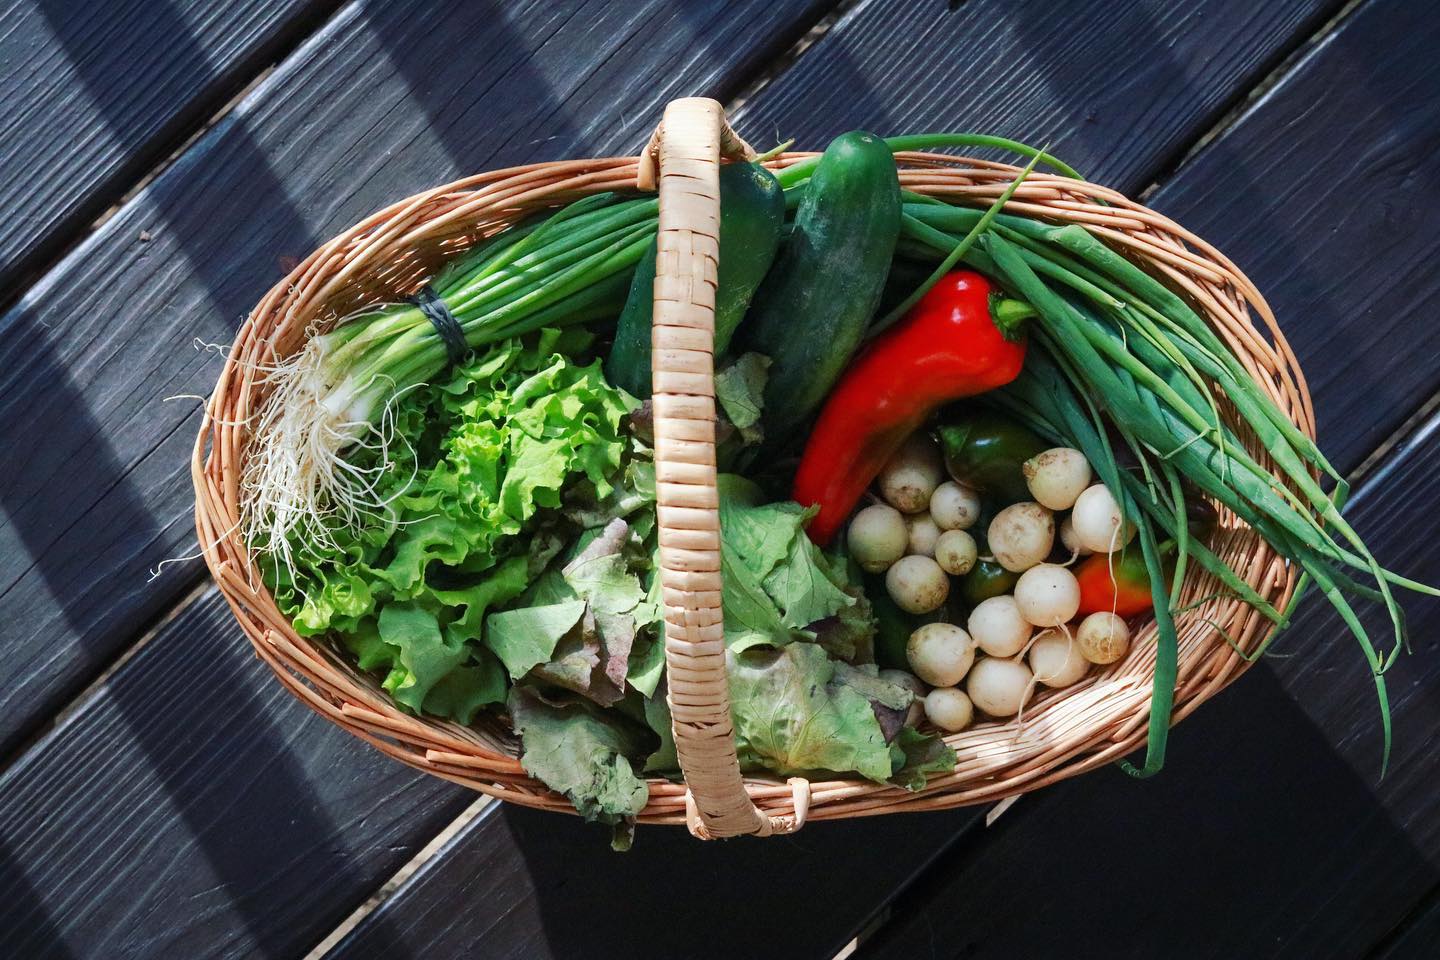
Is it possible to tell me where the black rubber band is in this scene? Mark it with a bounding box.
[409,286,468,366]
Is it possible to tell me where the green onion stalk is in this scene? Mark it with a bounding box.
[891,153,1436,775]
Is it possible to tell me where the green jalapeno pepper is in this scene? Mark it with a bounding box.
[936,409,1048,504]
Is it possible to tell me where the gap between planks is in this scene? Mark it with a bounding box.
[725,0,868,118]
[305,795,495,960]
[0,578,213,778]
[1138,0,1366,202]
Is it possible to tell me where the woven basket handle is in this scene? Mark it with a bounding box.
[638,98,807,839]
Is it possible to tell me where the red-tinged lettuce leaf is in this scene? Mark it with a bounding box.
[564,550,646,616]
[528,608,637,707]
[832,661,913,740]
[509,687,656,826]
[726,643,894,782]
[806,597,877,665]
[888,727,957,792]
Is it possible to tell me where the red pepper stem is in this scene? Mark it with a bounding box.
[990,296,1036,341]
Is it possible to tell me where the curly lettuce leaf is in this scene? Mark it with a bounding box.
[270,331,639,724]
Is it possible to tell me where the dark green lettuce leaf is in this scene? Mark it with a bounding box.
[509,687,656,825]
[422,651,508,723]
[485,601,587,680]
[888,727,957,792]
[641,684,678,775]
[714,352,770,446]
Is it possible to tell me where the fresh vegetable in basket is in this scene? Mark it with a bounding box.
[897,177,1438,775]
[262,328,646,722]
[740,130,902,444]
[936,409,1047,505]
[792,270,1031,546]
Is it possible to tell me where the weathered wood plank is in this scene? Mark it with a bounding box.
[0,589,471,959]
[0,0,340,293]
[330,801,982,960]
[862,410,1440,960]
[322,2,1360,956]
[1143,0,1440,473]
[0,0,831,759]
[734,0,1340,196]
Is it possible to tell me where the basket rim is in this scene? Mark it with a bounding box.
[192,144,1308,827]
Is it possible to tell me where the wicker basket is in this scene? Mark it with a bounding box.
[193,98,1306,838]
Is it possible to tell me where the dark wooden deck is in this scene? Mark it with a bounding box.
[1,1,1437,957]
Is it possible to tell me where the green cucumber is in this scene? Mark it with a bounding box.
[739,131,901,443]
[605,162,785,397]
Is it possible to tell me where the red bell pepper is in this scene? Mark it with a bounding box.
[1074,549,1155,617]
[793,271,1031,546]
[1074,491,1215,617]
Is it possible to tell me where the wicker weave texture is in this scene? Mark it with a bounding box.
[194,101,1306,837]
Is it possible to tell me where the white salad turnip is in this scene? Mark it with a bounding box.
[966,657,1034,717]
[929,481,981,530]
[906,623,975,687]
[847,503,908,572]
[1013,563,1081,627]
[924,687,974,732]
[1070,484,1136,553]
[906,513,942,557]
[886,555,950,614]
[881,668,927,727]
[878,434,944,514]
[1059,515,1090,558]
[967,595,1032,658]
[934,529,978,575]
[987,501,1054,571]
[1023,447,1092,510]
[1027,629,1089,688]
[1076,611,1132,665]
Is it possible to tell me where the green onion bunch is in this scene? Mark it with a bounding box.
[890,145,1434,773]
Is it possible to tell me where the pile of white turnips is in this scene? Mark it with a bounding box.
[846,433,1141,733]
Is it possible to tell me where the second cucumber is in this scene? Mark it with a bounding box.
[739,131,901,444]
